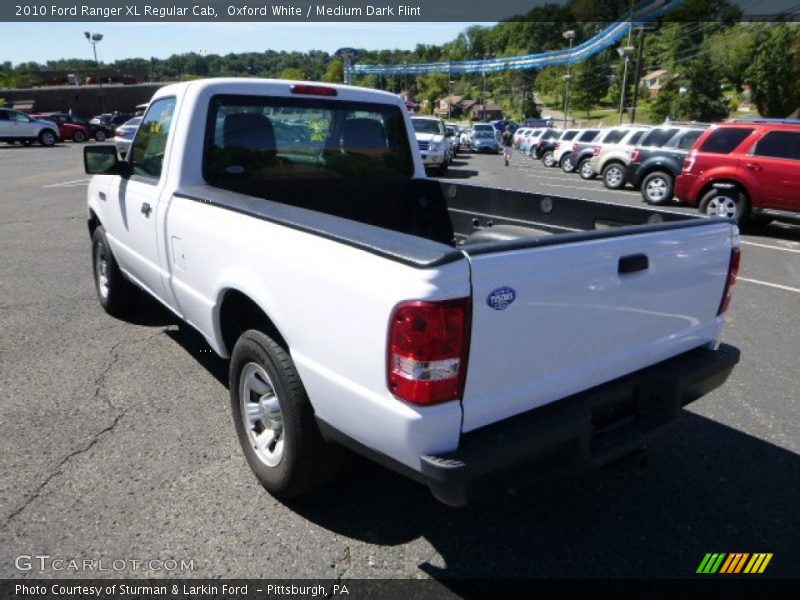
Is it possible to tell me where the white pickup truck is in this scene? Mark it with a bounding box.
[84,78,741,507]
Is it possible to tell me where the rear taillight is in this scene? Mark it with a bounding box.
[592,145,601,156]
[630,149,640,162]
[717,247,741,316]
[387,299,471,406]
[683,149,697,172]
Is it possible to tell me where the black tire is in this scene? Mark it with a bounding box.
[560,153,576,173]
[578,158,596,180]
[602,162,627,190]
[94,130,107,142]
[38,129,57,147]
[698,186,750,225]
[541,150,556,167]
[91,226,139,316]
[640,171,674,205]
[72,130,87,143]
[230,330,342,498]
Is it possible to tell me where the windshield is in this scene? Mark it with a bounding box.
[412,119,444,135]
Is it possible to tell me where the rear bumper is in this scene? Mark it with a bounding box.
[675,173,699,205]
[421,343,740,507]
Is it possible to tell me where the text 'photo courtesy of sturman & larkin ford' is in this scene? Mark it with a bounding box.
[15,4,422,18]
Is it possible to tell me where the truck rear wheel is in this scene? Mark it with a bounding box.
[91,225,139,315]
[230,330,342,499]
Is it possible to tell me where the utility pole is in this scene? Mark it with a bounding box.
[618,0,635,124]
[629,27,648,124]
[335,47,358,85]
[562,30,576,129]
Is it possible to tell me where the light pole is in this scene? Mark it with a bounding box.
[617,46,634,124]
[481,54,492,122]
[447,52,452,120]
[84,31,104,112]
[562,30,576,129]
[335,47,358,85]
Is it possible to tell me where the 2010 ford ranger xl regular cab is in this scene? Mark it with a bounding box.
[83,78,741,507]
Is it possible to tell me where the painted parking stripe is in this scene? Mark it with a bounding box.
[740,241,800,255]
[42,179,91,188]
[739,277,800,294]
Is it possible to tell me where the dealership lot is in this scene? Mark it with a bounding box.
[1,145,798,580]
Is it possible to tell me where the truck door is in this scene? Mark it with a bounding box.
[103,97,177,306]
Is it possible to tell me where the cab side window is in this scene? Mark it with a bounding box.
[131,97,176,179]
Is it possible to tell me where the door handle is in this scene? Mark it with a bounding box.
[141,202,152,216]
[619,253,649,275]
[744,163,762,171]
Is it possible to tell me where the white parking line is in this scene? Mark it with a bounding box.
[740,241,800,255]
[42,179,91,188]
[739,277,800,294]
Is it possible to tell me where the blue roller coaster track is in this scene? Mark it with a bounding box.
[352,0,685,76]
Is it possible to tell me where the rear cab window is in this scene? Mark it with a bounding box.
[699,127,754,154]
[204,94,414,184]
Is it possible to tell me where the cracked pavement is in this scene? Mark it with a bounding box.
[1,145,798,582]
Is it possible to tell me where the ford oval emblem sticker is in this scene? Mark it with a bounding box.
[487,286,516,311]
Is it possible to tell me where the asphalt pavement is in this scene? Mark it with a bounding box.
[1,143,798,582]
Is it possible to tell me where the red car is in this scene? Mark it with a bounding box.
[29,112,90,142]
[675,119,800,226]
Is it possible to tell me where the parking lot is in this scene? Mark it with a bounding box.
[1,143,799,581]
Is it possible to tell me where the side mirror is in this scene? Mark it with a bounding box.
[84,145,129,176]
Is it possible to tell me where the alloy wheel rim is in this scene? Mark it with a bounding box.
[646,177,668,201]
[94,244,109,299]
[606,167,622,186]
[239,362,284,467]
[706,196,737,218]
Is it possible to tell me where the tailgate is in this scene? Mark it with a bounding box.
[460,221,735,432]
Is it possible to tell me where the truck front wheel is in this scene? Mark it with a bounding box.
[91,226,139,315]
[230,330,342,499]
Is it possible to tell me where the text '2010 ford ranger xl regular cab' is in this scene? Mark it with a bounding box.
[84,79,741,506]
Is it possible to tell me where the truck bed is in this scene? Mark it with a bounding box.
[177,178,710,262]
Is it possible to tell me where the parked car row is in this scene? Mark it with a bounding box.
[533,118,800,226]
[1,106,146,148]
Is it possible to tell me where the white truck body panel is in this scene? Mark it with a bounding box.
[85,78,739,497]
[461,223,733,431]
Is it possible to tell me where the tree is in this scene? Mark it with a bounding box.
[321,60,343,83]
[746,24,800,117]
[671,60,729,121]
[278,67,306,81]
[571,52,611,117]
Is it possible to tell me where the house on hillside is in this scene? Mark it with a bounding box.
[435,95,463,118]
[641,69,674,98]
[466,101,503,122]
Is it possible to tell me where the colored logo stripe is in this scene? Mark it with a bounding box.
[697,553,773,574]
[697,553,727,573]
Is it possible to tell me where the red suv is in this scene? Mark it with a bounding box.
[675,119,800,226]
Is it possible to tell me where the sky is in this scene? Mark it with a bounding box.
[0,22,493,66]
